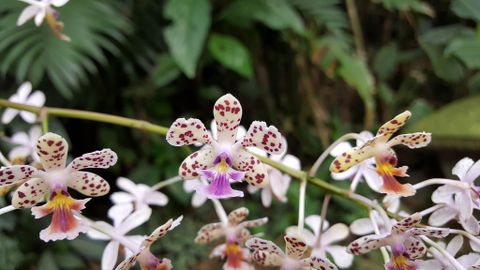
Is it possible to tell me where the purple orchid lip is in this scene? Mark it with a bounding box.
[198,169,244,199]
[213,152,233,166]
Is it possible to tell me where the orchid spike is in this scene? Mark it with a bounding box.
[0,132,117,241]
[166,93,285,199]
[330,111,431,197]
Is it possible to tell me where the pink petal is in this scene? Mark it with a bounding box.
[228,207,249,225]
[0,165,37,186]
[166,118,212,146]
[67,149,118,171]
[67,171,110,196]
[179,148,215,179]
[232,149,268,187]
[213,94,243,144]
[284,234,307,259]
[11,177,48,208]
[36,132,68,170]
[241,121,285,155]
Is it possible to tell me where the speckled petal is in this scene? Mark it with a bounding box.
[392,213,422,234]
[376,111,411,139]
[245,237,284,266]
[12,178,48,208]
[67,149,118,171]
[388,132,431,149]
[329,137,379,173]
[404,237,427,259]
[179,148,215,179]
[228,207,249,225]
[213,94,243,144]
[232,149,268,187]
[284,234,308,259]
[347,233,389,255]
[166,118,212,146]
[195,222,225,243]
[0,165,37,186]
[241,121,285,155]
[67,171,110,196]
[36,133,68,170]
[141,216,182,249]
[307,256,338,270]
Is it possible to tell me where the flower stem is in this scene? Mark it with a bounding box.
[0,99,169,135]
[297,178,307,234]
[151,176,182,190]
[420,236,466,270]
[40,108,49,133]
[0,205,16,216]
[314,194,331,248]
[369,210,390,263]
[418,204,443,217]
[0,151,11,167]
[450,229,480,248]
[413,178,466,190]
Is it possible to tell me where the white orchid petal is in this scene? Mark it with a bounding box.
[349,218,375,235]
[452,158,475,181]
[281,154,301,170]
[50,0,69,7]
[464,159,480,184]
[101,241,120,270]
[330,142,353,157]
[108,203,134,227]
[144,191,169,206]
[446,235,464,256]
[110,192,135,204]
[321,223,349,246]
[428,206,457,226]
[458,253,480,268]
[34,10,46,26]
[116,177,138,194]
[191,192,207,207]
[17,6,40,26]
[326,245,354,268]
[118,208,152,234]
[19,111,37,123]
[261,187,272,207]
[2,108,19,124]
[26,90,45,107]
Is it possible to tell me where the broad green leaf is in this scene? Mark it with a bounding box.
[336,52,375,104]
[380,0,434,16]
[373,43,399,80]
[419,38,465,82]
[151,53,181,88]
[163,0,211,78]
[419,25,474,46]
[407,95,480,148]
[207,34,253,79]
[451,0,480,21]
[445,38,480,69]
[220,0,305,35]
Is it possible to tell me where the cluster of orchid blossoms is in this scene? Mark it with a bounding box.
[1,86,480,270]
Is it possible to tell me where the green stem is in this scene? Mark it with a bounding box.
[0,99,169,135]
[40,108,49,133]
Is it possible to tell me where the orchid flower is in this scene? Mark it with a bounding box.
[87,207,152,270]
[7,125,42,164]
[166,93,285,199]
[109,177,168,215]
[195,207,267,270]
[246,234,338,270]
[429,187,479,235]
[2,82,45,124]
[115,216,183,270]
[183,179,208,207]
[330,111,431,197]
[417,235,480,270]
[247,144,299,207]
[16,0,70,41]
[286,215,353,268]
[329,131,382,191]
[347,213,449,270]
[430,158,480,235]
[0,132,117,241]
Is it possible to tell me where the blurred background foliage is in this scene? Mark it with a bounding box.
[1,0,480,269]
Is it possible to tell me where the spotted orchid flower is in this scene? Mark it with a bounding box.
[195,207,267,270]
[0,132,117,241]
[247,144,299,207]
[16,0,70,41]
[246,234,338,270]
[109,177,169,216]
[7,125,42,164]
[329,131,383,192]
[87,207,152,270]
[330,111,431,197]
[2,82,45,124]
[166,94,285,199]
[429,186,479,235]
[430,157,480,234]
[347,213,449,270]
[417,235,480,270]
[286,215,352,268]
[115,216,182,270]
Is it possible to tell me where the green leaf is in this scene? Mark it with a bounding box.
[221,0,305,35]
[468,72,480,94]
[445,38,480,69]
[38,252,59,270]
[151,53,181,88]
[207,34,253,79]
[419,25,475,46]
[380,0,434,16]
[336,52,375,104]
[163,0,211,78]
[373,43,399,80]
[419,38,465,82]
[451,0,480,21]
[407,95,480,148]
